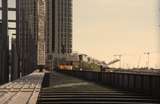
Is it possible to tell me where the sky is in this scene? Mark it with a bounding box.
[73,0,160,68]
[1,0,160,68]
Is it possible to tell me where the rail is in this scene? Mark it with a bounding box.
[58,70,160,98]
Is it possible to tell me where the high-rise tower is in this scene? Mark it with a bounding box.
[46,0,72,69]
[16,0,38,75]
[16,0,72,71]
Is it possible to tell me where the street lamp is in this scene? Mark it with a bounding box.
[144,52,150,70]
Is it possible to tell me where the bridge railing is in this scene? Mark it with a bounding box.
[58,70,160,98]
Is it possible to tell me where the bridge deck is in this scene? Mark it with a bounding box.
[0,71,45,104]
[37,72,160,104]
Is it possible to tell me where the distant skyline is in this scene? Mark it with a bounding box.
[1,0,160,68]
[73,0,160,68]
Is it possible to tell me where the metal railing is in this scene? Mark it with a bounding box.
[58,70,160,98]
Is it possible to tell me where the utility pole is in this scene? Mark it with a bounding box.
[137,55,141,69]
[114,54,122,69]
[144,52,150,70]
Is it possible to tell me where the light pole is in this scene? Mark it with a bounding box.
[144,52,150,70]
[137,55,141,69]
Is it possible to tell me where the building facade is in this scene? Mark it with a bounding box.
[37,0,47,67]
[16,0,72,72]
[0,0,9,84]
[16,0,38,75]
[11,37,19,81]
[47,0,72,69]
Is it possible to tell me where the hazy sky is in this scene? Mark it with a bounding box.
[73,0,160,68]
[2,0,160,68]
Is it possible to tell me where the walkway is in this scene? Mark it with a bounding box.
[0,71,44,104]
[37,72,160,104]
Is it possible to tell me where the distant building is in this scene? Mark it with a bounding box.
[11,37,19,81]
[0,0,9,84]
[37,0,47,68]
[79,54,88,62]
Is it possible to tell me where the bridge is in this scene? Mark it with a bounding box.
[0,69,160,104]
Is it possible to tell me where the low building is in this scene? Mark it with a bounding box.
[79,54,88,62]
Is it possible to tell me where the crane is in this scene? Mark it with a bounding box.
[101,59,120,70]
